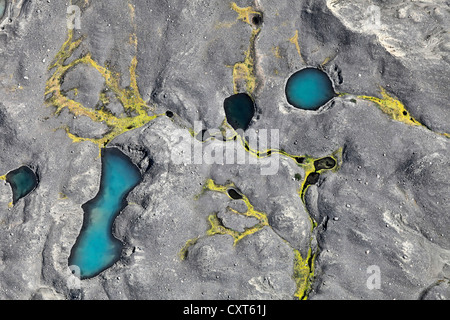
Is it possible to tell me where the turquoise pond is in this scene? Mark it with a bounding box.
[6,166,38,205]
[69,148,142,279]
[224,93,255,131]
[285,68,336,110]
[0,0,5,19]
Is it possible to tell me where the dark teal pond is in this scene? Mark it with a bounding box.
[69,148,142,279]
[224,93,255,131]
[285,68,336,110]
[6,166,38,205]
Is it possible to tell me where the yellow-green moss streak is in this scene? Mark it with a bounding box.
[219,120,311,164]
[293,149,342,300]
[182,178,322,300]
[0,174,14,208]
[181,179,270,263]
[58,192,68,200]
[293,247,316,300]
[45,27,162,152]
[202,179,269,245]
[299,148,342,204]
[357,87,449,138]
[358,87,421,127]
[189,119,314,168]
[231,2,259,27]
[183,178,269,248]
[231,3,261,95]
[289,30,306,64]
[216,121,343,214]
[178,237,200,261]
[186,124,341,300]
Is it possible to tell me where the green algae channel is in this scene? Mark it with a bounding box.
[69,147,142,279]
[2,166,38,206]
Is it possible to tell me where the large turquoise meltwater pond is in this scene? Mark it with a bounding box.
[69,148,142,279]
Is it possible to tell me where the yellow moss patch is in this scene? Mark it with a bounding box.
[0,174,13,208]
[128,2,136,23]
[178,237,200,261]
[195,177,318,300]
[205,179,269,230]
[299,150,341,204]
[206,211,266,245]
[128,1,138,50]
[293,248,315,300]
[229,2,261,95]
[289,30,305,64]
[298,157,317,202]
[206,213,241,242]
[58,192,68,200]
[220,121,309,165]
[356,87,449,138]
[182,177,324,300]
[231,2,259,26]
[45,29,162,152]
[182,178,270,257]
[358,87,421,127]
[272,46,282,59]
[232,28,260,95]
[215,21,236,29]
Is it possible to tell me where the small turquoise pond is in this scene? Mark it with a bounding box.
[285,68,336,110]
[69,148,142,279]
[224,93,255,131]
[6,166,38,205]
[0,0,6,19]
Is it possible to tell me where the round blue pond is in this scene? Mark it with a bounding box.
[285,68,336,110]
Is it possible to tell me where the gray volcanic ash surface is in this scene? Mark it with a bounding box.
[0,0,449,300]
